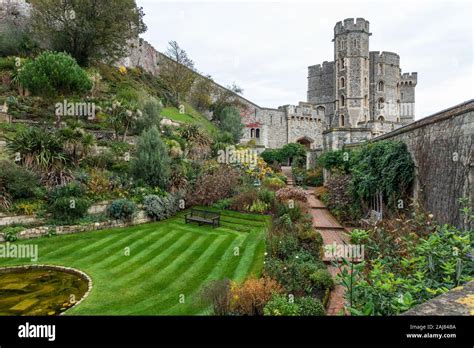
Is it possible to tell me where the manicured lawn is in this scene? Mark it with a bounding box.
[0,209,268,315]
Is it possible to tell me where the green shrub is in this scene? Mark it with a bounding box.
[18,51,92,97]
[296,297,325,316]
[106,199,137,222]
[262,177,286,191]
[131,126,171,189]
[2,226,24,242]
[212,199,232,210]
[48,183,91,224]
[310,269,334,290]
[305,168,324,187]
[297,228,323,259]
[0,161,40,199]
[258,189,275,206]
[264,257,324,297]
[248,199,270,214]
[143,194,181,221]
[263,294,300,316]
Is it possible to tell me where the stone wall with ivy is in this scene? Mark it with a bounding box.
[374,100,474,230]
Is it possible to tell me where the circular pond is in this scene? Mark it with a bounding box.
[0,265,91,316]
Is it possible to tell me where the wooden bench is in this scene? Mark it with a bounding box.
[185,209,220,228]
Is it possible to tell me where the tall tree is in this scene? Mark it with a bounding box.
[30,0,147,65]
[218,106,244,143]
[160,41,196,104]
[132,126,171,189]
[211,83,244,121]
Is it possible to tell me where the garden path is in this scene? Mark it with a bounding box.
[306,191,348,315]
[280,167,348,315]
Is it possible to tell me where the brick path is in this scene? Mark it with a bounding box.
[280,168,349,315]
[306,191,348,315]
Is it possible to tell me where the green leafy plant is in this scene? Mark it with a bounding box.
[18,51,92,97]
[48,183,91,224]
[106,199,137,222]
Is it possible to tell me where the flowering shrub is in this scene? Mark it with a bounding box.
[276,187,308,202]
[264,294,325,316]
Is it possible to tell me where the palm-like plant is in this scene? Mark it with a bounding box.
[179,124,212,160]
[6,127,72,186]
[58,121,95,165]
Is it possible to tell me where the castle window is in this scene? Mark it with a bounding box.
[340,77,345,88]
[378,98,385,109]
[256,129,260,139]
[364,77,368,88]
[341,58,345,69]
[352,39,357,48]
[270,115,273,125]
[364,95,368,107]
[340,95,345,107]
[250,128,255,138]
[340,114,345,127]
[378,116,385,122]
[401,92,404,100]
[316,106,325,118]
[378,81,384,92]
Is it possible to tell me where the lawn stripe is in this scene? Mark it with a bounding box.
[135,234,237,314]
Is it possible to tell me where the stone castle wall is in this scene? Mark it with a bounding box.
[374,100,474,230]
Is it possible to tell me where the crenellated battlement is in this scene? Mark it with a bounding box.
[369,51,400,65]
[401,72,418,85]
[334,17,370,36]
[308,61,334,77]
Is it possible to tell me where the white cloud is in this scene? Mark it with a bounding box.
[137,0,473,119]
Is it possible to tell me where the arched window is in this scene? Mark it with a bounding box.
[255,129,260,139]
[250,128,255,138]
[378,116,385,122]
[340,95,345,107]
[340,77,345,88]
[364,77,368,88]
[316,106,325,118]
[378,81,384,92]
[340,114,345,127]
[378,98,384,110]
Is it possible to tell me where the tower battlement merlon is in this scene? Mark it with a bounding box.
[308,61,334,77]
[401,72,418,85]
[369,51,400,65]
[334,17,371,36]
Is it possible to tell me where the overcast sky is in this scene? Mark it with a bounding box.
[136,0,473,119]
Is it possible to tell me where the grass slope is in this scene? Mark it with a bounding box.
[0,209,268,315]
[161,102,217,134]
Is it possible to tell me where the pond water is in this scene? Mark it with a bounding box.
[0,267,89,316]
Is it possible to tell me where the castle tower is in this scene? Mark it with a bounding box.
[333,18,371,128]
[400,72,417,124]
[369,51,401,124]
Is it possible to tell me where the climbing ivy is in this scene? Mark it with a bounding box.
[350,141,414,208]
[319,141,415,210]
